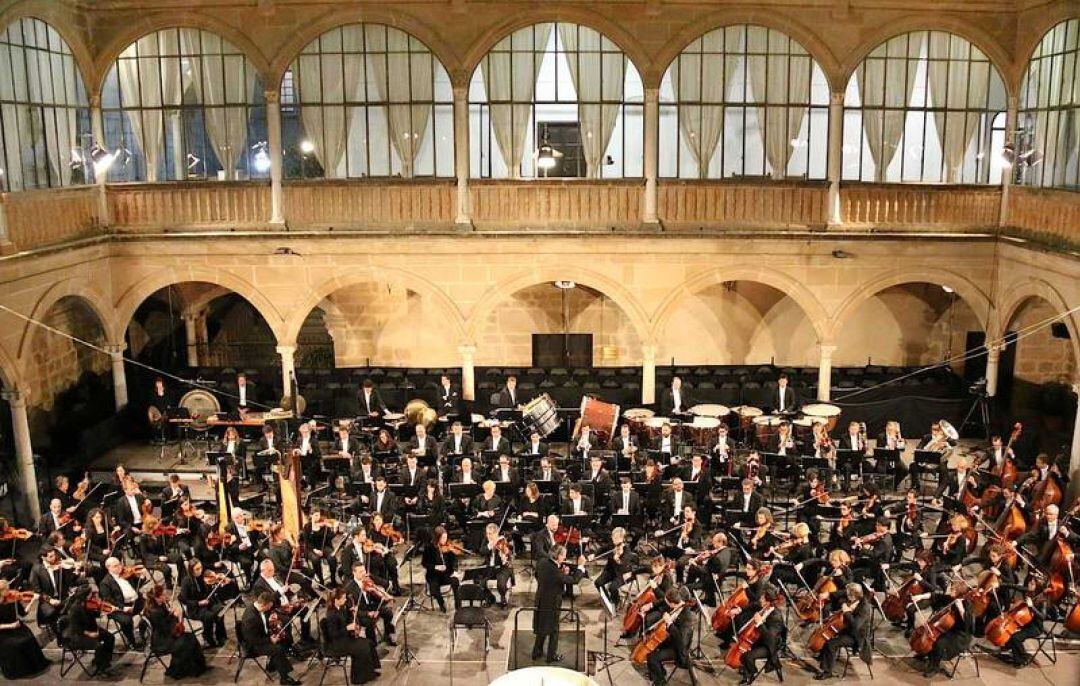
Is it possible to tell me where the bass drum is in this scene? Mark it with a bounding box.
[580,396,620,446]
[179,389,221,419]
[522,393,561,438]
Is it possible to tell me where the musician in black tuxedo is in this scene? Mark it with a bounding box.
[732,479,765,523]
[406,423,438,459]
[29,547,74,627]
[531,515,560,560]
[1018,503,1077,564]
[771,373,800,414]
[38,498,75,536]
[294,421,322,485]
[98,556,146,648]
[585,454,614,506]
[482,425,511,455]
[240,592,301,685]
[645,588,695,685]
[661,377,692,416]
[523,430,550,458]
[738,585,787,684]
[440,422,475,460]
[531,543,585,663]
[532,455,562,484]
[331,425,361,460]
[230,372,258,414]
[433,375,462,417]
[370,476,398,521]
[112,481,148,535]
[253,423,285,485]
[610,477,642,517]
[357,379,388,418]
[491,454,520,490]
[147,376,174,414]
[612,424,637,460]
[399,454,431,488]
[494,375,522,408]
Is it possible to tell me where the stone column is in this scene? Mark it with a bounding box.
[999,95,1019,226]
[170,111,185,180]
[265,88,285,225]
[453,85,472,228]
[984,344,1003,397]
[817,343,836,401]
[89,94,110,227]
[643,87,660,227]
[1070,380,1080,499]
[642,344,657,405]
[277,345,297,398]
[195,312,210,363]
[0,198,12,255]
[459,344,476,401]
[3,389,40,521]
[105,343,129,410]
[826,91,844,227]
[183,313,200,368]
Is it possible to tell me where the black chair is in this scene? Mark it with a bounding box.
[837,621,874,678]
[450,582,491,659]
[231,621,274,683]
[138,623,170,683]
[311,617,351,686]
[745,624,788,684]
[943,649,980,678]
[56,617,93,678]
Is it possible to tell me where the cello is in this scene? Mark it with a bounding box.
[985,599,1034,647]
[795,571,838,622]
[909,600,960,655]
[630,602,685,665]
[623,561,673,634]
[882,575,926,622]
[725,598,781,669]
[712,563,771,633]
[807,609,846,652]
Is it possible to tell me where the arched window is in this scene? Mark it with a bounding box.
[282,24,453,179]
[659,25,830,180]
[469,23,644,178]
[102,28,266,182]
[1018,19,1080,189]
[0,18,90,191]
[842,31,1007,184]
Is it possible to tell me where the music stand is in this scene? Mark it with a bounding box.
[592,585,625,686]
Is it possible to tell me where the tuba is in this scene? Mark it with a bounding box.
[405,398,437,429]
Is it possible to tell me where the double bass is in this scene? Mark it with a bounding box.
[630,602,685,665]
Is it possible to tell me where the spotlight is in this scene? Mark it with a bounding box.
[942,285,955,294]
[300,139,315,155]
[554,280,576,290]
[89,144,116,175]
[186,153,201,170]
[251,141,271,173]
[1000,143,1016,167]
[537,142,557,170]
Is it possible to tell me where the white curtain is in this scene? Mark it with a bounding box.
[671,30,741,178]
[747,28,810,180]
[558,25,625,178]
[482,23,552,177]
[368,26,432,178]
[295,26,363,177]
[927,33,989,183]
[182,30,254,180]
[115,31,184,181]
[858,33,924,182]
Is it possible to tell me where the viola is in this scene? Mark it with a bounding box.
[149,524,179,537]
[985,599,1034,647]
[909,602,959,655]
[70,534,87,558]
[203,570,228,585]
[882,575,926,622]
[631,603,684,665]
[0,590,37,604]
[726,600,780,669]
[807,609,846,652]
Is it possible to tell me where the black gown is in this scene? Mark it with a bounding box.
[324,607,380,684]
[0,600,50,678]
[146,604,208,678]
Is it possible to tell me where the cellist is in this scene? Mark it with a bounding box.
[909,578,975,678]
[622,556,676,640]
[994,574,1051,667]
[643,588,695,686]
[1018,503,1077,565]
[716,558,771,647]
[813,582,872,680]
[734,585,786,686]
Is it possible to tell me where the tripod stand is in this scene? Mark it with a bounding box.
[394,603,419,668]
[960,390,992,441]
[399,514,430,615]
[592,587,625,686]
[688,592,716,673]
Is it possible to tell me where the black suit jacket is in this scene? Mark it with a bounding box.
[406,435,438,458]
[112,493,147,529]
[733,491,765,515]
[661,388,692,415]
[612,435,637,456]
[772,385,800,413]
[531,528,558,560]
[357,388,388,416]
[434,383,462,415]
[98,574,136,609]
[532,466,562,483]
[370,489,398,519]
[523,441,550,457]
[440,434,474,458]
[533,556,583,633]
[147,387,175,413]
[482,436,511,455]
[240,604,276,654]
[399,465,431,487]
[495,387,521,408]
[231,383,258,413]
[610,489,642,517]
[331,434,361,457]
[29,562,74,601]
[560,495,592,516]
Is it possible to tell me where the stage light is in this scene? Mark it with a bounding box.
[300,139,315,154]
[554,280,576,290]
[1000,143,1016,167]
[252,141,271,173]
[186,153,201,170]
[537,142,557,170]
[89,144,116,175]
[942,285,955,293]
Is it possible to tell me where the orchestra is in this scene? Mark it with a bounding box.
[0,377,1074,686]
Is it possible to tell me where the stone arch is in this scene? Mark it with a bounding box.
[1011,12,1080,92]
[651,266,830,345]
[15,278,118,367]
[268,10,459,88]
[114,268,286,344]
[285,267,468,346]
[462,10,650,89]
[839,18,1015,98]
[995,278,1080,365]
[653,12,842,91]
[91,15,272,96]
[0,4,96,96]
[465,266,652,347]
[828,268,992,342]
[0,342,22,390]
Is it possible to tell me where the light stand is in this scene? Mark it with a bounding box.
[960,384,992,441]
[592,586,626,686]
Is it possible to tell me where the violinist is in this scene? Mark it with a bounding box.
[28,546,73,628]
[171,496,204,560]
[850,517,892,589]
[0,578,49,678]
[416,478,446,520]
[301,510,339,586]
[934,514,974,568]
[38,498,77,536]
[735,585,786,686]
[768,523,813,588]
[643,588,695,686]
[266,524,298,578]
[857,484,884,522]
[793,469,827,539]
[143,583,208,678]
[64,582,116,676]
[421,526,461,612]
[252,559,314,644]
[226,510,262,576]
[891,489,924,559]
[661,507,702,581]
[686,532,735,606]
[323,588,381,684]
[746,508,778,557]
[342,563,396,647]
[910,579,975,678]
[532,543,586,663]
[477,523,514,608]
[368,513,403,595]
[180,558,230,647]
[661,478,692,526]
[240,591,300,685]
[827,501,857,553]
[139,515,177,587]
[100,556,147,649]
[52,474,83,512]
[339,528,387,588]
[594,526,636,605]
[813,583,872,680]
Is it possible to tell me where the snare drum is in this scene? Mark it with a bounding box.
[522,393,560,438]
[688,416,722,447]
[734,406,763,428]
[644,416,670,442]
[580,396,620,446]
[802,403,842,432]
[753,414,785,445]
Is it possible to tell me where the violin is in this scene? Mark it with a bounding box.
[70,534,87,558]
[361,539,390,555]
[149,524,179,537]
[206,531,235,548]
[631,602,685,665]
[247,519,274,532]
[0,589,37,604]
[361,577,395,604]
[437,540,465,555]
[85,596,118,614]
[494,536,512,562]
[812,482,831,505]
[850,530,887,550]
[909,600,960,655]
[72,473,91,501]
[202,570,228,585]
[0,527,33,541]
[807,609,847,652]
[120,564,146,579]
[726,598,782,669]
[378,523,404,545]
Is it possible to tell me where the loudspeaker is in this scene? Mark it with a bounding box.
[1051,322,1071,339]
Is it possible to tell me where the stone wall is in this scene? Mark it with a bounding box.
[1011,298,1078,385]
[27,296,109,410]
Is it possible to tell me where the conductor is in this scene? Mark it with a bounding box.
[532,543,585,663]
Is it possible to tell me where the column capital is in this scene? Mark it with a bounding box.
[641,344,657,359]
[1,387,27,407]
[644,86,660,102]
[458,344,477,358]
[830,91,845,106]
[817,343,837,355]
[264,88,281,105]
[452,85,468,99]
[276,345,297,357]
[88,94,101,109]
[103,342,127,356]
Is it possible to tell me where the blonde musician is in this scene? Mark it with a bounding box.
[812,422,834,461]
[219,425,247,470]
[747,507,777,556]
[143,583,208,678]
